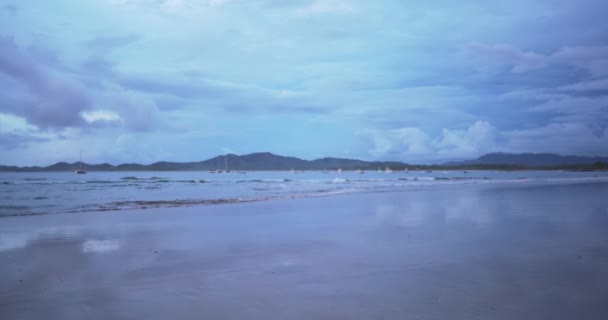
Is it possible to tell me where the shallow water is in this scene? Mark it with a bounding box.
[1,170,607,216]
[1,181,608,319]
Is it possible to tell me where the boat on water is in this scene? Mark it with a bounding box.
[224,154,230,173]
[74,152,86,174]
[209,155,230,173]
[336,168,343,173]
[384,166,393,173]
[357,169,364,174]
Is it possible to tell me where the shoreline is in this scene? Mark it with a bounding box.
[2,181,608,319]
[2,175,608,218]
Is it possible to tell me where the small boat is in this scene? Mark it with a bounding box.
[223,154,230,173]
[357,169,364,174]
[74,151,86,174]
[336,168,343,174]
[384,166,393,173]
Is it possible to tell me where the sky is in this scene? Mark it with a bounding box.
[1,0,607,166]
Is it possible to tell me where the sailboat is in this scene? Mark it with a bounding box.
[384,166,393,173]
[209,155,229,173]
[74,151,86,174]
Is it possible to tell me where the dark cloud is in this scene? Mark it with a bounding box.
[467,43,608,77]
[0,35,89,128]
[0,132,48,149]
[81,56,115,77]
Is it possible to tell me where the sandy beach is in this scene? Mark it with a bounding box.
[2,181,608,319]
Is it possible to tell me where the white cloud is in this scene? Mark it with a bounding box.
[363,121,499,161]
[81,110,122,123]
[0,113,35,133]
[392,127,433,155]
[437,121,497,156]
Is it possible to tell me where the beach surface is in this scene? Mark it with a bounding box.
[2,181,608,319]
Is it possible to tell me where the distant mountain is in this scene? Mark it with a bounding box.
[2,152,606,172]
[445,153,608,167]
[0,152,410,172]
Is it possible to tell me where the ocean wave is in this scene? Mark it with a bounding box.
[93,197,264,211]
[237,179,292,183]
[2,173,608,217]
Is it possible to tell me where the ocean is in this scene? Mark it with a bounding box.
[2,169,608,217]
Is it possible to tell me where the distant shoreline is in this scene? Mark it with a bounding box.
[1,167,607,173]
[1,152,607,172]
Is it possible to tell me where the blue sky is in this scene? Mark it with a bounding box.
[1,0,607,165]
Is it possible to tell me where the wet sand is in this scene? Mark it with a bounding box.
[2,182,608,319]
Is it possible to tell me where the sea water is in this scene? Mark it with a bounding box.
[1,170,607,216]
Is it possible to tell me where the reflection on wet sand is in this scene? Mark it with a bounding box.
[1,182,608,319]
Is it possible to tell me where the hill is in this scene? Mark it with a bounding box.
[1,152,607,172]
[444,153,608,167]
[0,152,410,172]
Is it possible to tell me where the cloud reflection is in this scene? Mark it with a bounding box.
[82,239,121,253]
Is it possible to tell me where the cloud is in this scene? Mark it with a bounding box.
[115,72,329,115]
[0,35,89,128]
[0,113,50,149]
[104,85,162,132]
[363,118,607,162]
[552,46,608,76]
[391,127,434,156]
[2,1,608,164]
[467,43,547,73]
[468,43,608,76]
[557,79,608,92]
[362,121,500,162]
[81,110,123,125]
[436,121,498,158]
[504,122,608,155]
